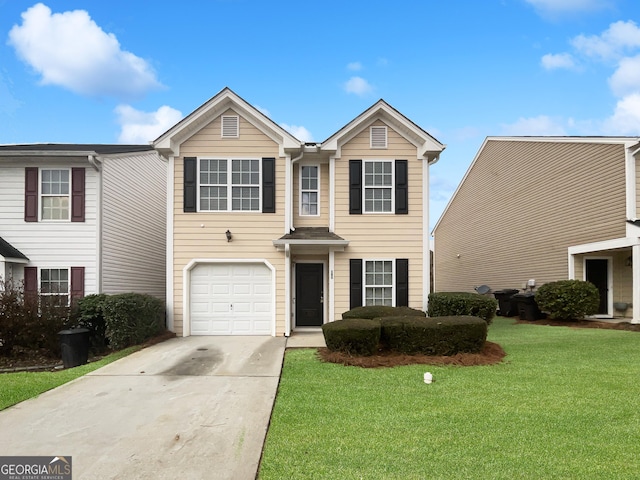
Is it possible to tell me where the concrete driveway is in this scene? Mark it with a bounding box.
[0,335,286,480]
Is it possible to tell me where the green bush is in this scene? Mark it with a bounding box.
[322,318,381,356]
[0,279,30,356]
[342,305,425,320]
[102,293,166,349]
[427,292,497,324]
[75,294,110,353]
[535,280,600,321]
[381,316,487,355]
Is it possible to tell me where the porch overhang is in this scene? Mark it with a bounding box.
[273,227,349,252]
[0,237,29,264]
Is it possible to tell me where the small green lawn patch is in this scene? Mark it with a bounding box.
[0,346,139,411]
[259,317,640,479]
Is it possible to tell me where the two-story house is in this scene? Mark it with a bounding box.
[433,136,640,323]
[0,144,166,301]
[154,88,445,337]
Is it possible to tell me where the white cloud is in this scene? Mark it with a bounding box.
[608,54,640,97]
[280,123,313,142]
[8,3,162,100]
[347,62,362,71]
[344,76,373,96]
[254,105,270,117]
[572,20,640,61]
[602,93,640,135]
[541,53,577,70]
[500,115,568,136]
[525,0,613,17]
[115,104,183,144]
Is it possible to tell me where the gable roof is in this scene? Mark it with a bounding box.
[153,87,302,157]
[0,237,29,262]
[321,99,446,163]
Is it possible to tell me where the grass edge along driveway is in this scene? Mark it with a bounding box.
[0,346,139,411]
[259,317,640,480]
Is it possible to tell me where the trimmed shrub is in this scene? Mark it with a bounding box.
[74,294,110,353]
[0,279,30,356]
[102,293,165,349]
[322,318,381,356]
[427,292,497,324]
[342,305,425,320]
[535,280,599,321]
[381,315,487,355]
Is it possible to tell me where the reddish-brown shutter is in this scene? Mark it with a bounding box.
[71,168,85,222]
[70,267,85,303]
[25,168,38,222]
[24,266,38,295]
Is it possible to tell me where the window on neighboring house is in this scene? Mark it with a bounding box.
[40,268,69,305]
[364,260,393,306]
[364,161,393,213]
[41,169,70,220]
[199,158,260,211]
[300,165,319,215]
[221,115,239,138]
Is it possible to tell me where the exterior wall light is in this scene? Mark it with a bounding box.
[225,230,232,242]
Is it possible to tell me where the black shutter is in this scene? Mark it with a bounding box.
[395,160,408,214]
[183,157,197,212]
[350,259,363,309]
[396,258,409,307]
[71,167,85,222]
[349,160,362,214]
[262,157,276,213]
[25,168,38,222]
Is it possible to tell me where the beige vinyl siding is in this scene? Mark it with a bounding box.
[333,120,424,318]
[102,151,166,299]
[434,140,627,293]
[172,111,286,335]
[293,162,329,227]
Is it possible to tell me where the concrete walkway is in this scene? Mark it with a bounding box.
[0,336,288,480]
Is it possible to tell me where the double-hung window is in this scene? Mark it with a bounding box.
[40,268,69,305]
[364,260,393,306]
[41,169,70,220]
[300,165,319,215]
[364,161,393,213]
[199,158,260,211]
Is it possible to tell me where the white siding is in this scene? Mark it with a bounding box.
[101,151,166,299]
[0,159,98,292]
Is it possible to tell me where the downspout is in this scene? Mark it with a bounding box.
[288,151,304,232]
[89,155,102,294]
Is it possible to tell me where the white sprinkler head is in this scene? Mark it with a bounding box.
[423,372,433,384]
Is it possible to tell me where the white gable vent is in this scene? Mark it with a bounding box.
[221,115,239,138]
[370,126,387,148]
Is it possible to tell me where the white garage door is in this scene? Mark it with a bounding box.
[190,263,273,335]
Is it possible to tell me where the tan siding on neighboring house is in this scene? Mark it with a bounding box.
[434,140,627,293]
[172,111,286,335]
[102,151,166,299]
[333,120,425,318]
[293,162,329,227]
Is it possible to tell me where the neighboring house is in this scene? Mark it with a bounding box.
[432,136,640,323]
[154,87,445,337]
[0,144,166,302]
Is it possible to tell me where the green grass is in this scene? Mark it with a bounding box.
[259,317,640,479]
[0,346,139,411]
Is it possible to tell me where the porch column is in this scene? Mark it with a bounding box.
[0,260,5,287]
[633,244,640,324]
[284,244,291,336]
[329,250,335,322]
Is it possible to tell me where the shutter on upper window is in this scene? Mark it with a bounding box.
[70,266,85,303]
[395,160,408,214]
[370,126,387,149]
[350,259,363,309]
[262,157,276,213]
[349,160,362,214]
[71,167,85,222]
[183,157,197,212]
[396,259,409,307]
[221,116,239,138]
[25,168,38,222]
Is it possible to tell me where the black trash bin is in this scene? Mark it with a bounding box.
[493,289,520,317]
[58,328,90,368]
[512,293,545,321]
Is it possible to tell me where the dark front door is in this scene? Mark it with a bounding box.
[585,259,609,315]
[296,263,323,327]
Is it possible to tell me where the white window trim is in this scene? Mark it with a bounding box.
[363,259,395,307]
[197,157,262,213]
[370,125,387,149]
[39,167,71,222]
[299,164,320,217]
[39,267,71,305]
[221,115,239,138]
[363,159,395,214]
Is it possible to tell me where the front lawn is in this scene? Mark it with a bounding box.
[259,317,640,479]
[0,346,138,411]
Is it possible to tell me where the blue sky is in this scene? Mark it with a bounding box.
[1,0,639,229]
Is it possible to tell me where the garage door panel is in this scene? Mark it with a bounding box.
[190,263,273,335]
